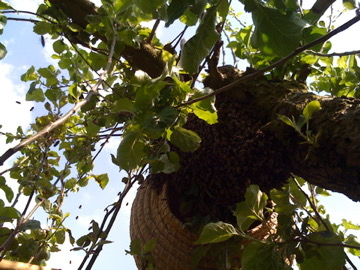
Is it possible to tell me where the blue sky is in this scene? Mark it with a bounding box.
[0,0,360,269]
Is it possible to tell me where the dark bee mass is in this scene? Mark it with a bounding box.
[149,87,291,226]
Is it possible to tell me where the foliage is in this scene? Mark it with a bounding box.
[0,0,359,269]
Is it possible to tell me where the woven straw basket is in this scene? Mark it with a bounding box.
[130,181,277,270]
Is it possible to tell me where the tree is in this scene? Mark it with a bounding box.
[0,0,359,269]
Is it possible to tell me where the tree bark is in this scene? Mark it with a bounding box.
[228,79,360,201]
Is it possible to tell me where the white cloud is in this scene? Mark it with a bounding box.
[47,236,84,270]
[0,62,33,148]
[8,0,42,12]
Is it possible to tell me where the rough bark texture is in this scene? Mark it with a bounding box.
[204,67,360,202]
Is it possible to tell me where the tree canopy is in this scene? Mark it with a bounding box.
[0,0,360,269]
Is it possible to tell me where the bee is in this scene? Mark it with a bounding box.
[41,36,45,47]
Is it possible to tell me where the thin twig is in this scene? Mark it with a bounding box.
[299,236,360,250]
[1,10,55,24]
[177,13,360,107]
[6,17,40,23]
[307,49,360,57]
[292,175,331,231]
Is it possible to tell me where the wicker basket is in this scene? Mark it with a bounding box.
[130,181,277,270]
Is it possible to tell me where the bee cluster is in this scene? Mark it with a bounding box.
[149,67,292,226]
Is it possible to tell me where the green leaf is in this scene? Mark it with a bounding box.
[134,80,164,112]
[190,92,218,124]
[180,6,220,74]
[315,187,330,196]
[134,0,164,14]
[159,151,180,173]
[19,220,41,231]
[0,15,7,35]
[53,39,67,54]
[143,238,157,253]
[65,178,77,190]
[33,21,53,35]
[251,6,306,56]
[0,206,20,222]
[343,0,356,10]
[277,114,296,128]
[217,0,230,20]
[288,178,307,207]
[0,1,12,10]
[55,230,66,244]
[0,176,13,203]
[157,106,179,125]
[344,234,360,256]
[302,100,321,122]
[342,219,360,230]
[242,242,291,270]
[111,98,133,112]
[26,83,45,102]
[0,42,6,60]
[93,173,109,189]
[86,120,101,137]
[235,185,268,231]
[68,83,81,99]
[21,66,38,82]
[113,0,131,12]
[194,222,239,245]
[300,231,346,270]
[170,126,201,152]
[166,0,193,27]
[38,66,59,86]
[117,132,146,171]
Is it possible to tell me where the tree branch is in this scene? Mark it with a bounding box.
[307,49,360,57]
[177,12,360,107]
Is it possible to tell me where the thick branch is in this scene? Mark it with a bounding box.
[223,80,360,201]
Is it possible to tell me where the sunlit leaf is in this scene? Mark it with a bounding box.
[170,126,201,152]
[342,219,360,230]
[0,206,20,222]
[302,100,321,122]
[251,6,307,56]
[26,83,45,102]
[343,0,356,10]
[235,185,268,231]
[55,230,66,244]
[53,39,67,54]
[0,42,6,60]
[190,92,218,124]
[180,6,220,74]
[194,222,239,245]
[117,132,146,171]
[93,173,109,189]
[0,1,12,10]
